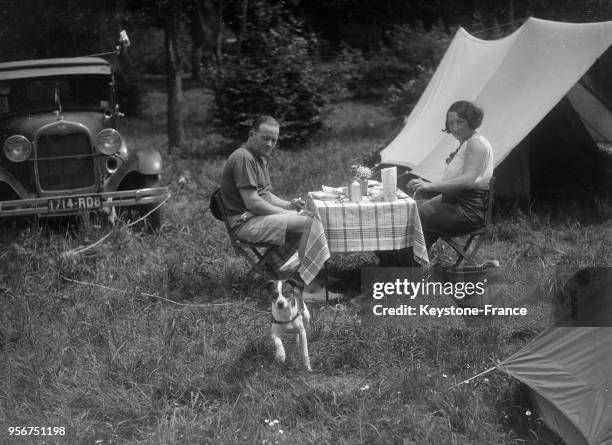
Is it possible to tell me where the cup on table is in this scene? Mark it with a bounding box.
[381,167,397,202]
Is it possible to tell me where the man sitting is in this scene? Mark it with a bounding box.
[220,115,319,287]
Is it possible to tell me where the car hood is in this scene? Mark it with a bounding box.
[1,111,110,139]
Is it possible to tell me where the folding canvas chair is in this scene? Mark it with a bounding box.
[210,188,282,279]
[441,177,495,268]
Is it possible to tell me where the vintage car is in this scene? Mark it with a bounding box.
[0,56,169,227]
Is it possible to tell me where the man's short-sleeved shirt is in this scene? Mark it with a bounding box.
[220,146,272,214]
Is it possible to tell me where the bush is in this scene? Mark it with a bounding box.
[344,51,415,100]
[384,65,435,118]
[325,24,450,117]
[211,1,327,148]
[382,25,450,118]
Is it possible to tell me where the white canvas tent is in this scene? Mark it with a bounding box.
[380,17,612,198]
[497,327,611,445]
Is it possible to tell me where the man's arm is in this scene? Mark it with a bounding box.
[239,188,296,215]
[263,191,294,210]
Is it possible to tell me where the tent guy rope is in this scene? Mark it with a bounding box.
[446,365,499,390]
[61,276,268,313]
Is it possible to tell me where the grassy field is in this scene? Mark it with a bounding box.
[0,87,610,444]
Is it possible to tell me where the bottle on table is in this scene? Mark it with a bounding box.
[349,177,361,202]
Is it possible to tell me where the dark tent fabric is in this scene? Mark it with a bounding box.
[498,327,611,445]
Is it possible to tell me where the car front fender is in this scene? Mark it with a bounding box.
[0,166,30,199]
[135,148,163,175]
[104,147,163,191]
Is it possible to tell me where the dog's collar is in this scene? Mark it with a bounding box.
[271,311,303,325]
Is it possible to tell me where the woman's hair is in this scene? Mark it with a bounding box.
[444,101,484,132]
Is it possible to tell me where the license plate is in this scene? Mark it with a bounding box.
[48,195,102,212]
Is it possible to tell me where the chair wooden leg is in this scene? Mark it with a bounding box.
[324,262,329,304]
[446,234,483,268]
[236,246,280,280]
[451,252,464,268]
[259,248,282,278]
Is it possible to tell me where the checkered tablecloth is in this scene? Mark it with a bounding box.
[298,194,430,285]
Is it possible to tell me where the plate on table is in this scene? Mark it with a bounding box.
[311,191,338,201]
[321,185,346,195]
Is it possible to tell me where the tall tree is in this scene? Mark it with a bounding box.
[123,0,187,149]
[215,0,225,65]
[236,0,248,54]
[164,0,186,150]
[190,0,225,71]
[189,10,205,81]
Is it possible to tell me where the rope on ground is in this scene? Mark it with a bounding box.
[61,276,268,313]
[61,194,171,259]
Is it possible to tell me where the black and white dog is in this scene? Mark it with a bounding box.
[266,279,312,372]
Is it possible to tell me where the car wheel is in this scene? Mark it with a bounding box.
[120,200,162,232]
[139,202,162,231]
[119,177,163,231]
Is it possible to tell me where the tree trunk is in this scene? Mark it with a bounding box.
[215,0,224,66]
[191,44,203,81]
[237,0,248,55]
[194,0,218,68]
[165,1,185,152]
[190,16,204,81]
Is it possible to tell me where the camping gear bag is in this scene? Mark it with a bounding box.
[210,188,223,221]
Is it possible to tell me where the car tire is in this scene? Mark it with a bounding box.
[139,202,162,231]
[122,201,162,232]
[119,177,163,232]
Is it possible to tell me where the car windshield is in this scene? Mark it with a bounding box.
[1,74,111,114]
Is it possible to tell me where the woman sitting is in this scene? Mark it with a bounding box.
[407,100,493,250]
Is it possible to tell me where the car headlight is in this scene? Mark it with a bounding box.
[95,129,123,155]
[3,135,32,162]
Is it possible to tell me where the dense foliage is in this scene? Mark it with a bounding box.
[211,1,326,147]
[382,25,450,119]
[2,0,612,144]
[324,24,449,122]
